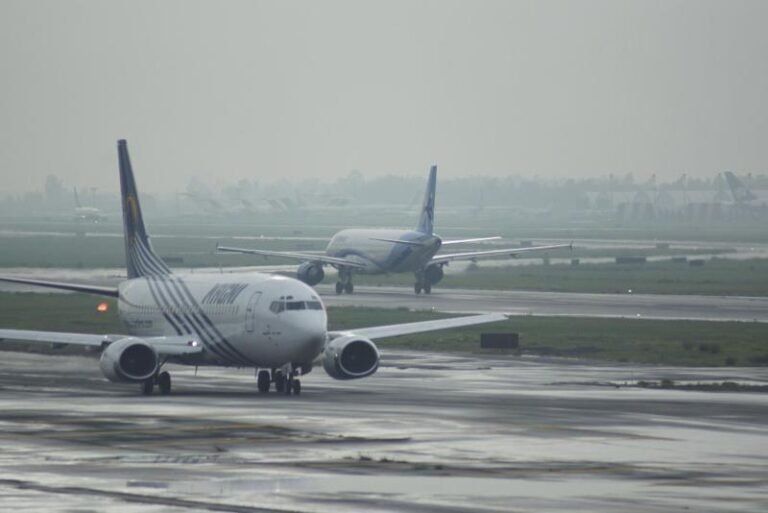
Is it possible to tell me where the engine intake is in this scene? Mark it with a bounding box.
[99,337,158,383]
[323,335,379,380]
[424,264,444,285]
[297,262,325,286]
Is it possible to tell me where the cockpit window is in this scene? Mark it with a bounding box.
[271,299,322,313]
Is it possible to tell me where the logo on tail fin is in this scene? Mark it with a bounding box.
[117,140,171,279]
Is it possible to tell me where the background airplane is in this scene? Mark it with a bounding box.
[73,186,108,222]
[0,141,505,396]
[219,166,570,294]
[723,171,765,206]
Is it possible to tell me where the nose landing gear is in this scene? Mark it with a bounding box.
[259,367,301,395]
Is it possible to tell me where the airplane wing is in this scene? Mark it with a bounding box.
[0,330,204,356]
[330,312,508,340]
[217,244,367,269]
[0,275,119,297]
[429,243,572,266]
[440,236,501,245]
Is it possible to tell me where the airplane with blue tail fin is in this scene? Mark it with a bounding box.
[219,165,571,294]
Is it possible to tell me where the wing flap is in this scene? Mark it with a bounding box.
[429,243,572,265]
[331,312,508,340]
[0,275,119,297]
[0,330,204,356]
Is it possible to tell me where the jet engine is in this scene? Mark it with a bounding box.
[322,335,380,380]
[424,264,444,285]
[99,337,158,383]
[297,262,325,286]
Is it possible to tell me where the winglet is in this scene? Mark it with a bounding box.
[416,165,437,235]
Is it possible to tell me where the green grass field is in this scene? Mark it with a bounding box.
[0,293,765,366]
[1,229,767,296]
[353,258,768,296]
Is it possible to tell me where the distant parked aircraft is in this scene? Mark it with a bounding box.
[723,171,763,205]
[73,187,107,222]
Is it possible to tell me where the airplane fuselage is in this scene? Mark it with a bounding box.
[325,229,442,274]
[117,273,327,368]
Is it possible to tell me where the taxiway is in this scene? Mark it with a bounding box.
[320,285,768,323]
[0,350,766,512]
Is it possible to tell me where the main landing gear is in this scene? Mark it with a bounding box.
[141,370,172,396]
[257,366,301,395]
[414,264,444,295]
[413,271,432,295]
[335,268,354,294]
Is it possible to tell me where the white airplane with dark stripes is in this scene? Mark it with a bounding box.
[0,140,505,396]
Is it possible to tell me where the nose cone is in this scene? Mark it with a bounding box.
[268,275,328,359]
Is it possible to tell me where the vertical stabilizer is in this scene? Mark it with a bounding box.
[416,165,437,235]
[73,187,82,208]
[118,140,171,279]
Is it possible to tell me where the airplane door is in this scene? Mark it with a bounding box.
[245,292,262,333]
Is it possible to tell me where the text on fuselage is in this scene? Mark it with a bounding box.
[202,283,248,305]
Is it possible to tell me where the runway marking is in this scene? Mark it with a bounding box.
[0,478,305,513]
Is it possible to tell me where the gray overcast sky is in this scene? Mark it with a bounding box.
[1,0,766,193]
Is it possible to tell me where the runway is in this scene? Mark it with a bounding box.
[319,285,768,323]
[0,350,766,512]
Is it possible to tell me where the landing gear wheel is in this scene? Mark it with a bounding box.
[292,379,301,396]
[423,284,432,294]
[344,282,354,294]
[141,378,154,396]
[335,282,343,294]
[158,371,172,395]
[414,283,422,294]
[274,371,286,393]
[257,370,270,393]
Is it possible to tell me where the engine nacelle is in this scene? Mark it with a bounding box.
[424,264,444,285]
[297,262,325,286]
[99,337,159,383]
[322,335,380,380]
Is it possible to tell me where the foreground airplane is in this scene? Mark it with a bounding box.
[0,141,505,396]
[219,166,570,294]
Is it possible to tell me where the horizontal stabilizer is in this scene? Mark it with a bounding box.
[440,236,501,245]
[369,237,425,246]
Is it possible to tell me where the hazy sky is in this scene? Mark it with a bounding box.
[1,0,766,193]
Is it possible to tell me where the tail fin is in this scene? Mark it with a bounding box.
[117,140,171,279]
[73,187,82,208]
[724,171,757,203]
[416,165,437,235]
